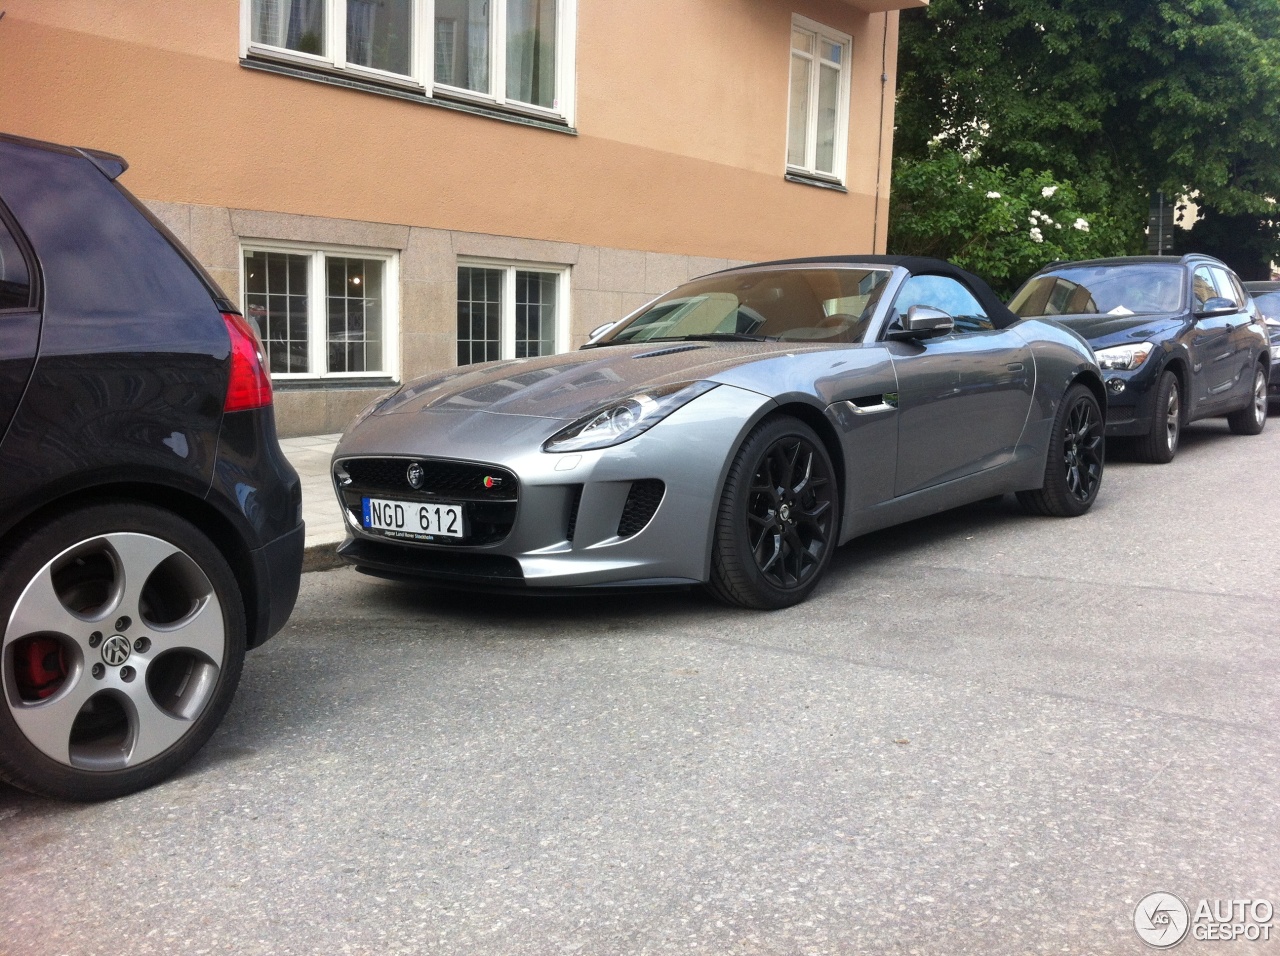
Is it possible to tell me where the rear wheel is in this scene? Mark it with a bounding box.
[1134,370,1181,464]
[708,417,840,609]
[1226,365,1268,435]
[0,502,245,800]
[1018,384,1104,517]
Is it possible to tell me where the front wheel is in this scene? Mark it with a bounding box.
[1226,365,1268,435]
[1017,384,1104,518]
[707,417,840,609]
[0,502,246,800]
[1134,370,1180,464]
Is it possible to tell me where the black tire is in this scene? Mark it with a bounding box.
[0,502,245,800]
[707,417,840,609]
[1017,384,1104,518]
[1226,364,1268,435]
[1134,370,1181,464]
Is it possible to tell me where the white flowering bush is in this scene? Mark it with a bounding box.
[889,149,1131,296]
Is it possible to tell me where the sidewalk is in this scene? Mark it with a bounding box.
[278,433,346,572]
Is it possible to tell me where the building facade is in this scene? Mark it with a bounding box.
[0,0,925,435]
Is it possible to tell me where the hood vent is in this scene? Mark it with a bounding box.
[632,344,707,360]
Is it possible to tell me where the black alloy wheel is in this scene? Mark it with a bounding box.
[709,417,839,609]
[1018,384,1104,518]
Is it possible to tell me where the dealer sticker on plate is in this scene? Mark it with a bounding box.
[362,497,465,540]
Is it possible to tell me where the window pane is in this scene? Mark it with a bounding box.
[515,271,557,358]
[244,250,309,373]
[326,257,383,373]
[252,0,326,56]
[894,275,989,333]
[457,266,502,365]
[507,0,557,108]
[0,221,33,309]
[347,0,412,75]
[821,39,841,64]
[788,53,810,168]
[435,0,490,94]
[791,29,813,55]
[816,63,840,174]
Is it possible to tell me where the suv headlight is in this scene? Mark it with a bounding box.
[1095,342,1154,371]
[544,381,719,452]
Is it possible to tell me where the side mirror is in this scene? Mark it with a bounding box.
[886,305,955,341]
[1196,297,1238,317]
[587,321,617,341]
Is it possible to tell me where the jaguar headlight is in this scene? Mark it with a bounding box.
[544,381,720,452]
[1095,342,1154,371]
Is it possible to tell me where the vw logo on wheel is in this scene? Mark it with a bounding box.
[100,635,131,667]
[405,462,424,490]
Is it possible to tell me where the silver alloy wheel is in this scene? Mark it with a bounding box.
[1252,368,1267,425]
[3,532,224,771]
[1165,382,1181,453]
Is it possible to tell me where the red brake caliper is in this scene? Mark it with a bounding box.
[14,638,68,700]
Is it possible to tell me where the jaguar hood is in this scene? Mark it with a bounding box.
[370,342,826,422]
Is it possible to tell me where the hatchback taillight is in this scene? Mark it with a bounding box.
[222,311,273,412]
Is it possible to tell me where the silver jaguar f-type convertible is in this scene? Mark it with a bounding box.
[331,256,1105,608]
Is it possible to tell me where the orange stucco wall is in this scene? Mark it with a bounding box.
[0,0,900,261]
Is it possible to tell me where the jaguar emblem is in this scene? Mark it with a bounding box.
[406,462,424,490]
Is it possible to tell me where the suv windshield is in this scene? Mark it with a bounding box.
[1010,263,1185,318]
[594,267,894,346]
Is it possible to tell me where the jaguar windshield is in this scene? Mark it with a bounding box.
[591,267,894,346]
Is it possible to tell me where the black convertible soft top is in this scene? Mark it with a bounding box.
[737,254,1021,330]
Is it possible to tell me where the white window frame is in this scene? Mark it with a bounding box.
[456,258,570,363]
[786,15,852,184]
[240,240,401,382]
[240,0,577,125]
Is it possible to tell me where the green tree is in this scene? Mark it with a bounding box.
[890,0,1280,277]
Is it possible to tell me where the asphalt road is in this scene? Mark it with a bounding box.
[3,418,1278,955]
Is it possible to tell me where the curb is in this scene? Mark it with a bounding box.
[302,540,345,573]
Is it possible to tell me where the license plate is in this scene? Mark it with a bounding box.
[362,497,465,540]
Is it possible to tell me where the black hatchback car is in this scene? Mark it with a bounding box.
[0,134,304,800]
[1010,255,1270,463]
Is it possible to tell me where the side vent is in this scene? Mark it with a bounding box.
[617,480,665,538]
[565,485,584,542]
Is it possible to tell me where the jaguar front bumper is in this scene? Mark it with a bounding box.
[331,384,773,589]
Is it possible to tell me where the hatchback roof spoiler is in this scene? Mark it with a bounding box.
[74,147,129,181]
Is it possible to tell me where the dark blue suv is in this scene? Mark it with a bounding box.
[1010,255,1270,463]
[0,134,304,800]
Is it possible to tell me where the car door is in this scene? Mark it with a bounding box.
[1188,264,1246,411]
[0,203,40,443]
[1213,267,1260,404]
[885,275,1034,497]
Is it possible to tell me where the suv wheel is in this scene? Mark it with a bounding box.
[1226,365,1268,436]
[0,502,245,800]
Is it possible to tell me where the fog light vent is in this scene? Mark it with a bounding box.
[617,480,665,538]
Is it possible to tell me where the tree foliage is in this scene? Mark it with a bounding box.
[890,0,1280,276]
[889,152,1131,296]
